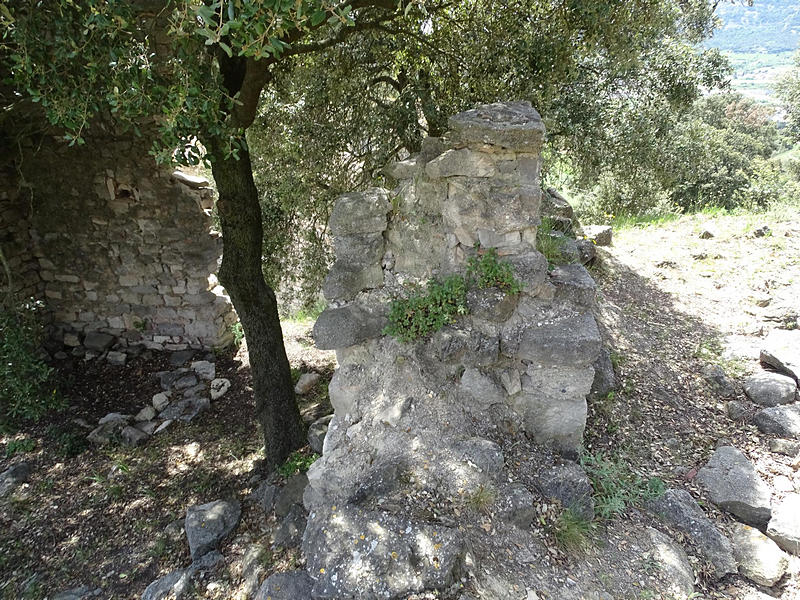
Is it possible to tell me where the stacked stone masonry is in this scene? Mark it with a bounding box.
[305,102,604,598]
[0,133,234,350]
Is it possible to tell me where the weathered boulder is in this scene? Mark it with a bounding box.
[273,504,307,549]
[766,493,800,555]
[83,331,114,352]
[550,264,596,308]
[493,483,536,528]
[703,364,737,398]
[730,523,788,587]
[590,348,616,400]
[447,100,546,153]
[120,425,149,447]
[184,500,241,560]
[646,489,736,580]
[760,329,800,382]
[647,528,696,598]
[754,404,800,439]
[158,396,210,423]
[769,438,800,457]
[254,571,314,600]
[744,372,798,406]
[190,360,215,381]
[275,472,308,519]
[535,462,595,521]
[210,378,230,400]
[0,462,31,498]
[507,312,601,367]
[327,188,390,236]
[696,446,771,527]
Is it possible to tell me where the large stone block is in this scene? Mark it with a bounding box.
[506,311,601,367]
[513,366,594,452]
[447,101,546,153]
[322,262,384,301]
[328,188,390,236]
[313,304,388,350]
[425,148,496,179]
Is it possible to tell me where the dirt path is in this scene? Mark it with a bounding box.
[590,206,800,598]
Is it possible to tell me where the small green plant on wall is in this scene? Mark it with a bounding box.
[384,246,523,343]
[383,275,468,343]
[466,247,524,294]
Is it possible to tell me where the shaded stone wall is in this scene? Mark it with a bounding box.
[0,133,234,350]
[301,102,604,598]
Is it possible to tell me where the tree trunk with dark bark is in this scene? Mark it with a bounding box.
[211,139,305,472]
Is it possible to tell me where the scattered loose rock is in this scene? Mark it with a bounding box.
[184,500,241,560]
[753,404,800,439]
[0,462,31,498]
[191,360,215,381]
[730,522,788,587]
[761,329,800,382]
[275,473,308,519]
[535,462,595,521]
[743,372,798,407]
[696,446,772,527]
[210,378,231,400]
[120,425,149,447]
[646,489,736,580]
[769,438,800,457]
[766,493,800,555]
[704,364,736,398]
[294,372,321,395]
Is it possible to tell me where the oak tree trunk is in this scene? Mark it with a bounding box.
[211,140,305,472]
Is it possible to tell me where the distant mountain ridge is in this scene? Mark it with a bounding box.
[708,0,800,53]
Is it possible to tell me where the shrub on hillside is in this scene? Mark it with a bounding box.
[0,300,62,431]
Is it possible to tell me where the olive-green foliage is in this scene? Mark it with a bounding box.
[0,301,62,431]
[277,450,320,478]
[580,451,665,520]
[466,247,524,294]
[778,50,800,140]
[383,275,468,343]
[578,93,796,220]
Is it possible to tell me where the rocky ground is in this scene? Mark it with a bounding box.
[0,203,799,599]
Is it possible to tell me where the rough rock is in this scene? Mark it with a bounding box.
[275,473,308,519]
[761,329,800,382]
[590,348,616,400]
[744,372,798,406]
[510,312,602,367]
[328,188,390,236]
[460,368,506,408]
[83,331,114,352]
[581,225,612,246]
[769,438,800,457]
[152,392,171,411]
[87,413,130,445]
[294,372,321,395]
[699,229,716,239]
[766,493,800,555]
[753,404,800,438]
[447,101,546,153]
[120,425,149,447]
[0,462,31,498]
[313,304,387,350]
[550,264,596,307]
[493,483,535,528]
[172,372,198,390]
[135,405,157,422]
[647,528,696,598]
[210,378,231,400]
[426,148,497,179]
[190,360,215,381]
[159,396,210,422]
[646,489,736,580]
[535,462,595,521]
[696,446,772,527]
[726,400,749,421]
[273,504,307,549]
[466,287,519,322]
[238,544,267,599]
[251,481,278,514]
[169,350,196,367]
[703,364,736,398]
[303,506,466,599]
[307,414,333,454]
[141,569,192,600]
[106,350,126,366]
[730,522,788,586]
[184,500,241,560]
[254,571,314,600]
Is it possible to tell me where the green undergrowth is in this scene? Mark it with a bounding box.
[0,300,64,432]
[384,247,522,343]
[580,451,665,520]
[277,450,320,478]
[535,217,567,265]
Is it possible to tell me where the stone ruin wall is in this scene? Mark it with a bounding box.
[0,133,235,352]
[300,102,607,598]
